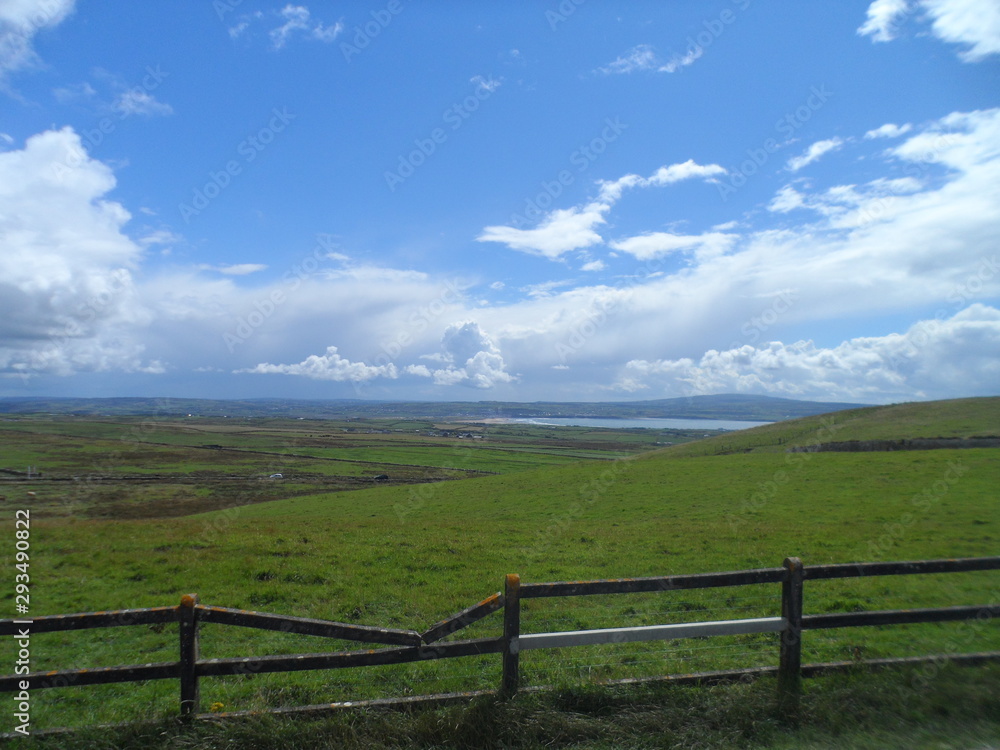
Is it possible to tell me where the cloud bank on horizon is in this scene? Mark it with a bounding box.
[0,0,998,404]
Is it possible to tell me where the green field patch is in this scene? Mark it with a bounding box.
[1,399,998,729]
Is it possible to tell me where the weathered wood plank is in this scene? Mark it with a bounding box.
[0,662,177,691]
[778,556,804,714]
[195,606,422,646]
[803,604,1000,630]
[0,607,178,635]
[421,592,503,644]
[519,568,786,598]
[805,557,1000,580]
[197,637,504,678]
[800,651,1000,675]
[179,594,200,717]
[501,574,521,698]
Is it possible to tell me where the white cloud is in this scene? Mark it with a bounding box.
[271,5,310,48]
[597,44,659,74]
[659,46,704,73]
[768,184,806,213]
[787,137,845,171]
[139,229,181,248]
[5,106,999,403]
[865,122,913,139]
[52,80,95,103]
[477,202,609,259]
[112,89,173,117]
[597,159,727,203]
[0,127,158,377]
[921,0,1000,61]
[322,265,429,283]
[198,263,268,276]
[478,160,726,260]
[228,20,250,39]
[521,280,574,298]
[310,20,343,43]
[858,0,911,42]
[609,231,737,261]
[239,345,397,381]
[429,321,514,389]
[597,43,703,75]
[622,305,1000,401]
[581,260,606,272]
[0,0,74,80]
[471,74,503,93]
[270,5,342,49]
[859,0,1000,60]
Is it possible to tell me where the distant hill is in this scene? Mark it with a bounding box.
[647,396,1000,458]
[0,394,865,422]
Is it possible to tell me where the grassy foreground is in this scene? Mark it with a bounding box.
[0,397,997,736]
[7,664,1000,749]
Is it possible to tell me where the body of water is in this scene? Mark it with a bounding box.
[506,417,773,431]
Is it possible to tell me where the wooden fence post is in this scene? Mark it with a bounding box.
[778,557,803,715]
[501,574,521,698]
[179,593,200,717]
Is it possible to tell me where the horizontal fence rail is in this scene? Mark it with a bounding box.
[514,617,786,652]
[0,607,178,636]
[196,606,422,646]
[1,555,997,726]
[519,567,786,598]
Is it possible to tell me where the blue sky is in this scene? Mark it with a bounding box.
[1,0,999,403]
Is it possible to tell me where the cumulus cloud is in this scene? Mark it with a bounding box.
[787,137,845,171]
[0,127,157,377]
[0,0,74,80]
[5,104,999,404]
[622,305,1000,401]
[239,345,398,382]
[428,321,514,389]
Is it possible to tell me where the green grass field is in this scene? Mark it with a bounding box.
[0,397,998,745]
[0,415,680,518]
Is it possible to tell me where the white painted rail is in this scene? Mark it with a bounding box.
[512,617,786,654]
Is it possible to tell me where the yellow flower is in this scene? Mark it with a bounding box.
[209,702,225,713]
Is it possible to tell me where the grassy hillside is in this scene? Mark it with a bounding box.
[2,398,997,730]
[653,396,1000,458]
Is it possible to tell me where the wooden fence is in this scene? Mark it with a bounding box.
[2,555,998,724]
